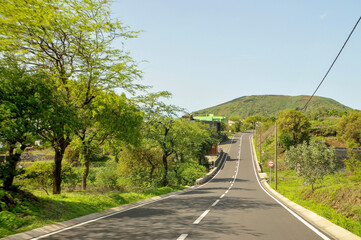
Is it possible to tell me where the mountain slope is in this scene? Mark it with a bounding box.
[192,95,351,118]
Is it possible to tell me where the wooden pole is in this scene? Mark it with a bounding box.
[259,122,262,164]
[275,121,278,190]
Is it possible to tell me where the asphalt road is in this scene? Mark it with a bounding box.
[37,132,329,240]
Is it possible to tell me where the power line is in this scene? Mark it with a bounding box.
[301,16,361,111]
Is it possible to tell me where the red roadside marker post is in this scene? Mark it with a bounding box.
[267,160,274,185]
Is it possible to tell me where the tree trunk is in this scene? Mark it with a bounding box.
[147,160,155,180]
[52,138,69,194]
[3,144,26,190]
[145,155,155,180]
[81,156,90,190]
[53,148,63,194]
[162,154,168,186]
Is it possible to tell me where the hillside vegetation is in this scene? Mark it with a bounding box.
[193,95,351,118]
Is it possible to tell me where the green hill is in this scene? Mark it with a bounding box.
[192,95,352,118]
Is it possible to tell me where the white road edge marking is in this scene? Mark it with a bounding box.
[193,209,210,224]
[177,234,188,240]
[212,199,220,207]
[248,135,331,240]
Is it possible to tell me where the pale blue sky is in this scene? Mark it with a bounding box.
[113,0,361,113]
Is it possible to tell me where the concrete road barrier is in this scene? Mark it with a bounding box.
[196,150,226,185]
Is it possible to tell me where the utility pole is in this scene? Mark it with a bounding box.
[259,122,262,164]
[275,121,278,190]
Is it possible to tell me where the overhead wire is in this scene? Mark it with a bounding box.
[301,16,361,111]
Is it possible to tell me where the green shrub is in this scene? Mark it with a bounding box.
[177,162,206,186]
[61,162,80,190]
[279,133,295,150]
[167,171,178,186]
[20,161,79,194]
[96,160,118,190]
[20,162,53,194]
[344,148,361,173]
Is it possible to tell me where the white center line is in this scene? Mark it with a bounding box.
[193,209,210,224]
[212,199,220,207]
[177,234,188,240]
[225,190,229,194]
[220,194,225,199]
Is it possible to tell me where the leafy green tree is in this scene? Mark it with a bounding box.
[117,143,163,191]
[337,110,361,147]
[76,91,143,190]
[138,91,184,186]
[173,119,218,167]
[284,139,338,191]
[0,0,142,194]
[244,114,263,129]
[0,58,63,190]
[228,116,242,132]
[277,109,310,146]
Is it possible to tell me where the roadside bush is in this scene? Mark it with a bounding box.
[345,150,361,172]
[279,133,295,150]
[20,161,79,194]
[20,162,53,194]
[61,162,80,190]
[344,146,361,182]
[177,162,206,186]
[167,171,178,186]
[116,145,163,191]
[95,160,118,190]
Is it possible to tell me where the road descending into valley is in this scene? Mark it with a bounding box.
[36,132,330,240]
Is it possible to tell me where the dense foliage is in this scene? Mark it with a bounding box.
[277,109,310,146]
[0,0,218,198]
[337,110,361,147]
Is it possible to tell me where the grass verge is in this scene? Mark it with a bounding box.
[0,186,185,238]
[268,170,361,237]
[253,135,361,237]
